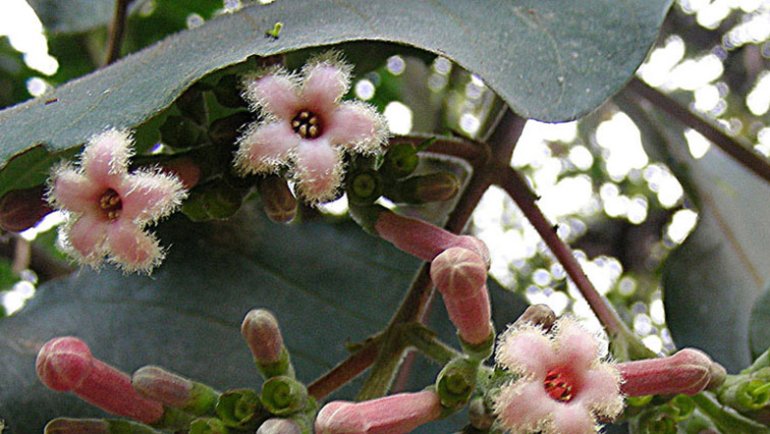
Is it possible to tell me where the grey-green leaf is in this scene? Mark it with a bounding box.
[0,0,671,169]
[661,139,770,372]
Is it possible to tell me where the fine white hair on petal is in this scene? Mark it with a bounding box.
[81,128,135,176]
[301,50,353,98]
[240,67,300,119]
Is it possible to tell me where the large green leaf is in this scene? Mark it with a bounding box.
[621,95,770,372]
[0,0,671,168]
[0,205,526,433]
[657,128,770,372]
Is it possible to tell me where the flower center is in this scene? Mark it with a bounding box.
[291,110,322,139]
[99,188,122,221]
[544,368,575,402]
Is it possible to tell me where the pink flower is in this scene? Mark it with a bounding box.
[494,318,623,434]
[48,129,187,273]
[235,54,388,203]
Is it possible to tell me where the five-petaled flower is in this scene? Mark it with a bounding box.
[235,53,388,203]
[494,317,624,434]
[48,129,187,273]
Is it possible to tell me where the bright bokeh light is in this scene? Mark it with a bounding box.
[0,0,57,76]
[383,101,413,135]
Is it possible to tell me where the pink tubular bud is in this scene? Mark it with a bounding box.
[160,156,201,190]
[430,247,492,345]
[36,337,164,424]
[618,348,726,397]
[0,185,52,232]
[315,390,442,434]
[241,309,283,364]
[374,210,490,265]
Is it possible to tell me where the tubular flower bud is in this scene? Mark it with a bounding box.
[44,418,163,434]
[132,366,219,416]
[315,390,442,434]
[430,247,492,346]
[47,129,187,273]
[0,185,52,232]
[618,348,726,397]
[241,308,294,378]
[160,157,201,190]
[369,206,490,264]
[494,318,623,434]
[36,337,164,424]
[257,175,297,223]
[514,304,557,331]
[235,53,388,204]
[386,172,460,204]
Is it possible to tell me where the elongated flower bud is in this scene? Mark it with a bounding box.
[161,157,201,190]
[430,247,493,347]
[315,390,442,434]
[0,185,52,232]
[513,304,556,331]
[132,366,219,416]
[257,176,297,223]
[241,309,294,378]
[36,337,164,424]
[385,172,459,204]
[618,348,726,397]
[44,418,162,434]
[356,205,490,264]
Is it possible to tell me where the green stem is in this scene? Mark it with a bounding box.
[401,323,462,365]
[691,392,770,433]
[495,166,653,360]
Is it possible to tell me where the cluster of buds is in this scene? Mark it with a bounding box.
[35,308,315,433]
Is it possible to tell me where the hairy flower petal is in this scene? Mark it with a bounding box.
[120,170,187,224]
[550,402,597,434]
[67,214,108,260]
[574,365,624,418]
[497,325,553,378]
[554,318,604,371]
[327,102,386,153]
[50,168,102,213]
[292,139,343,203]
[107,221,163,272]
[243,72,301,119]
[302,63,350,113]
[495,381,556,432]
[81,129,132,185]
[236,121,300,174]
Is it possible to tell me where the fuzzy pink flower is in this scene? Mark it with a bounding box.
[48,129,187,273]
[494,318,623,434]
[235,54,388,203]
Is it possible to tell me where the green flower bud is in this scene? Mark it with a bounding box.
[181,180,245,222]
[346,169,383,206]
[385,172,459,204]
[381,143,419,179]
[669,395,696,422]
[213,75,247,108]
[261,376,308,416]
[215,388,264,430]
[209,112,253,147]
[257,176,297,224]
[435,357,477,411]
[159,115,206,149]
[176,83,210,125]
[189,417,229,434]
